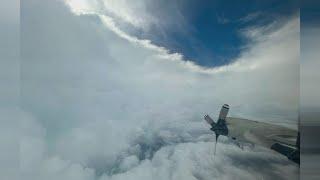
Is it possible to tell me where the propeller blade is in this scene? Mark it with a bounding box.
[218,104,229,121]
[214,133,219,155]
[204,114,215,125]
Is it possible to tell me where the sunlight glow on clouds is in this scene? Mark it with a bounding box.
[65,0,157,30]
[64,0,99,15]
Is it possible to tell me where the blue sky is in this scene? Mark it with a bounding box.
[301,0,320,26]
[131,0,298,67]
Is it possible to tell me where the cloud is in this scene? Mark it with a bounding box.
[98,142,297,180]
[64,0,159,30]
[301,25,320,112]
[20,113,96,180]
[239,12,263,23]
[217,13,231,24]
[16,0,300,180]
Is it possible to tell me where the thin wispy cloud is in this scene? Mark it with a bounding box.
[239,12,263,23]
[217,13,231,24]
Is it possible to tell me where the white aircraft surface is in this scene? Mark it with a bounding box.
[204,104,300,164]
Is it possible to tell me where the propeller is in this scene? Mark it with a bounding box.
[204,104,230,157]
[214,133,218,155]
[205,114,220,156]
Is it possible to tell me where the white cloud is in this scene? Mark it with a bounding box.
[239,12,263,23]
[17,0,300,180]
[64,0,98,15]
[101,0,157,29]
[99,142,298,180]
[65,0,158,30]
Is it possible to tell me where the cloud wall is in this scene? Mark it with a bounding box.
[16,0,300,179]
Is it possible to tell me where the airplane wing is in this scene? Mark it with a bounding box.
[226,117,298,148]
[204,104,300,164]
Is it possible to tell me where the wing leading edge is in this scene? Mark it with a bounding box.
[226,117,297,148]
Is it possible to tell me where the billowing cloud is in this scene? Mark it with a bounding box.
[17,0,300,180]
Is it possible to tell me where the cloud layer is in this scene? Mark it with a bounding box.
[4,0,300,179]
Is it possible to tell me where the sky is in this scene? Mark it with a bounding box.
[63,0,300,67]
[126,0,299,67]
[0,0,307,180]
